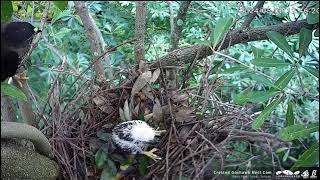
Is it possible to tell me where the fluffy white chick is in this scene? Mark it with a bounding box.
[112,120,165,160]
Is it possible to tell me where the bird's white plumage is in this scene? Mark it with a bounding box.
[131,121,155,142]
[111,120,156,154]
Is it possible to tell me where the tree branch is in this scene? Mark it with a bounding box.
[151,19,319,68]
[241,1,265,29]
[1,94,18,122]
[74,1,106,81]
[134,1,148,66]
[169,1,191,50]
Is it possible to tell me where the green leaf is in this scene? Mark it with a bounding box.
[273,68,295,90]
[252,96,282,129]
[250,74,274,87]
[95,149,107,169]
[276,147,288,153]
[222,65,247,74]
[1,83,27,101]
[252,57,291,67]
[303,66,319,78]
[194,40,212,47]
[291,142,319,171]
[53,1,68,11]
[235,90,279,105]
[137,155,148,176]
[100,167,116,180]
[307,13,319,24]
[285,101,294,127]
[279,123,319,141]
[211,17,234,48]
[1,1,13,22]
[252,47,265,58]
[283,149,290,162]
[299,28,313,57]
[266,31,294,57]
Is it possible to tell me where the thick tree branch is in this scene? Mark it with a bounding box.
[134,1,148,66]
[74,2,106,81]
[13,78,37,127]
[151,20,319,68]
[170,1,191,50]
[1,94,17,122]
[241,1,265,29]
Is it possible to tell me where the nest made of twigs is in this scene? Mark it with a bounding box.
[42,66,271,180]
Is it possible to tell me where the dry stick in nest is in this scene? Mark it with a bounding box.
[230,129,291,146]
[194,131,224,179]
[156,126,207,178]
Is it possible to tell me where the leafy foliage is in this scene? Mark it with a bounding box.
[1,1,13,22]
[1,83,27,101]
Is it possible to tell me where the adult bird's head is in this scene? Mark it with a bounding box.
[1,21,41,82]
[2,21,41,48]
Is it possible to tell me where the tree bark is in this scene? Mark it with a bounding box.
[74,1,106,81]
[241,1,265,28]
[134,1,148,65]
[1,94,17,122]
[151,20,319,68]
[170,1,191,50]
[13,78,37,127]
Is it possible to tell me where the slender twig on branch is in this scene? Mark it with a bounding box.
[21,2,49,65]
[230,129,292,145]
[241,1,265,28]
[61,39,136,99]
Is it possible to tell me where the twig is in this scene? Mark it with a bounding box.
[241,1,265,28]
[61,38,136,99]
[21,2,50,65]
[195,131,224,170]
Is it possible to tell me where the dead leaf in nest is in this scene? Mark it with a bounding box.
[179,126,192,141]
[144,113,153,121]
[149,68,161,83]
[174,107,196,123]
[141,85,154,100]
[172,93,189,103]
[93,95,113,114]
[119,107,125,121]
[131,71,152,96]
[134,102,140,115]
[123,99,132,121]
[138,60,148,72]
[152,98,163,123]
[138,91,148,101]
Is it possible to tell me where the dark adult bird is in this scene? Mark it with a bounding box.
[1,21,41,82]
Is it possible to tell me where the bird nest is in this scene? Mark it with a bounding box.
[42,66,260,180]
